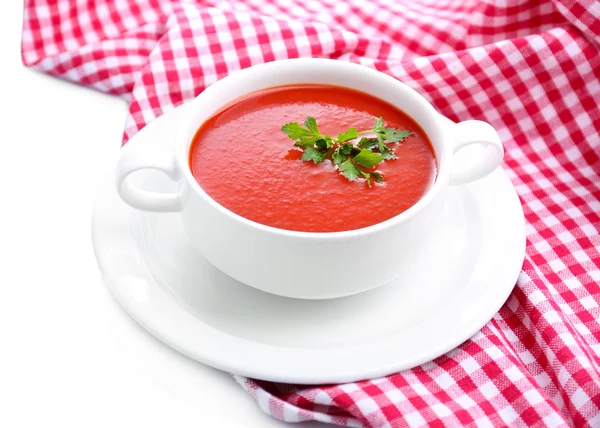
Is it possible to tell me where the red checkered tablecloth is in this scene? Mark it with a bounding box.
[22,0,600,426]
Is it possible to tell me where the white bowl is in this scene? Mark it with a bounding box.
[115,58,503,299]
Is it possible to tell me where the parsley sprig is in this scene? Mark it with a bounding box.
[281,116,412,186]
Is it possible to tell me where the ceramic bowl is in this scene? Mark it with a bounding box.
[115,58,503,299]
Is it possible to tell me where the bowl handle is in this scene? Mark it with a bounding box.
[115,141,181,212]
[448,120,504,186]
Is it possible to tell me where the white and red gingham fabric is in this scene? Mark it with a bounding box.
[22,0,600,426]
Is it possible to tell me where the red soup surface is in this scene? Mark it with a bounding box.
[189,85,437,233]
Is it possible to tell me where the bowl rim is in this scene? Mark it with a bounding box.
[175,58,450,240]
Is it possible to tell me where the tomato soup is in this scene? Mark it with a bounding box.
[189,85,436,232]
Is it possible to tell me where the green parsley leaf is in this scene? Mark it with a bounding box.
[381,151,397,160]
[370,117,411,147]
[372,171,384,183]
[301,146,326,163]
[304,116,320,134]
[336,127,358,142]
[332,149,346,165]
[357,138,378,150]
[339,159,361,181]
[373,117,385,132]
[380,145,397,160]
[339,143,354,155]
[281,122,311,140]
[315,139,330,150]
[332,143,355,165]
[281,116,330,148]
[383,129,412,143]
[353,149,384,168]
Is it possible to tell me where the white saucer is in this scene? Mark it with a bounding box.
[92,103,525,384]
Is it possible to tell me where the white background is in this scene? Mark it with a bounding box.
[0,3,321,427]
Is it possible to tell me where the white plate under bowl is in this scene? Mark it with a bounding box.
[92,103,525,384]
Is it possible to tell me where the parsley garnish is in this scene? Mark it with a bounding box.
[281,116,412,186]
